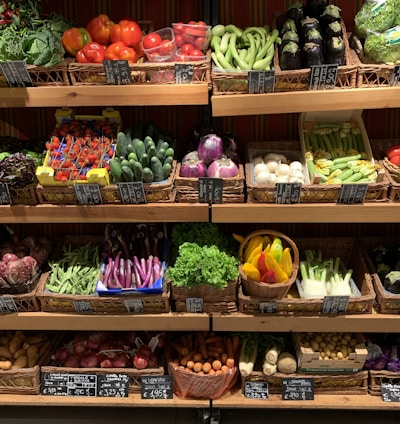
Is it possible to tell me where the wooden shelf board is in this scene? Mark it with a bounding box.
[0,85,210,108]
[211,87,400,116]
[212,312,400,333]
[211,202,400,223]
[0,312,210,331]
[0,393,208,408]
[0,203,210,223]
[213,389,399,410]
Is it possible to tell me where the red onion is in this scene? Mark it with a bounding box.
[197,134,223,165]
[179,159,207,178]
[207,157,239,178]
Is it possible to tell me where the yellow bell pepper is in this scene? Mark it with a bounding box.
[250,252,261,268]
[243,235,264,262]
[265,252,288,283]
[282,247,293,277]
[232,233,245,243]
[246,243,263,264]
[242,262,260,282]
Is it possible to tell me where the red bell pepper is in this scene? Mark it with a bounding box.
[86,14,115,45]
[257,251,268,277]
[104,41,138,63]
[62,27,92,56]
[76,42,106,63]
[110,19,142,47]
[386,144,400,160]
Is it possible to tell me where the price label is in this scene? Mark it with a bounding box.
[41,373,97,397]
[322,295,350,315]
[390,65,400,87]
[74,184,102,205]
[338,183,368,204]
[244,381,269,399]
[274,182,302,204]
[382,383,400,402]
[124,299,144,313]
[103,60,132,85]
[282,378,314,400]
[248,70,275,94]
[117,182,146,204]
[259,301,278,314]
[186,297,203,313]
[141,376,173,399]
[73,300,93,314]
[0,296,18,313]
[0,61,33,87]
[0,183,12,205]
[97,374,129,397]
[175,63,194,83]
[199,177,223,204]
[309,64,338,90]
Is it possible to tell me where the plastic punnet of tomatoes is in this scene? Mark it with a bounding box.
[36,134,115,186]
[142,27,177,63]
[172,21,211,53]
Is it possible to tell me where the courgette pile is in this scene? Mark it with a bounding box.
[109,129,175,184]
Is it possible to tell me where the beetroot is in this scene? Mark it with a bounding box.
[133,344,157,369]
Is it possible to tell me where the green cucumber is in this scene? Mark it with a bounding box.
[142,167,154,183]
[132,138,145,159]
[150,156,164,182]
[163,156,173,166]
[144,135,154,150]
[126,143,135,154]
[162,163,172,180]
[120,159,130,168]
[121,165,134,182]
[116,131,128,157]
[147,145,157,160]
[157,148,166,163]
[165,147,175,158]
[140,153,149,168]
[128,152,138,162]
[109,158,123,183]
[132,161,143,182]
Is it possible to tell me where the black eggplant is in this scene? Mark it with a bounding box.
[280,41,302,70]
[280,30,300,53]
[324,36,346,66]
[384,271,400,294]
[320,5,342,31]
[305,0,328,19]
[302,42,324,67]
[281,19,298,35]
[301,17,320,40]
[325,21,343,39]
[304,28,323,48]
[286,0,305,28]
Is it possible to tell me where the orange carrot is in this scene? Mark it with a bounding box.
[192,352,203,362]
[173,341,189,357]
[180,351,195,366]
[186,360,195,370]
[202,362,212,373]
[212,359,222,371]
[208,368,216,375]
[226,357,235,368]
[221,364,229,373]
[193,362,203,373]
[220,353,228,364]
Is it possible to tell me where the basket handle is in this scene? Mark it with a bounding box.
[238,229,299,267]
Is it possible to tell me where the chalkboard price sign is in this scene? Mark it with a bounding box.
[282,378,314,400]
[259,301,278,314]
[244,381,269,399]
[73,300,93,314]
[390,65,400,87]
[309,64,338,90]
[103,60,132,85]
[382,383,400,402]
[322,295,350,315]
[274,182,302,204]
[0,61,33,87]
[248,70,275,94]
[118,182,146,204]
[186,297,203,313]
[0,183,12,205]
[41,373,129,397]
[141,375,173,399]
[175,63,194,83]
[74,184,102,205]
[338,183,368,204]
[0,296,18,313]
[198,178,223,204]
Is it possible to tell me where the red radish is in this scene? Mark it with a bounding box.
[79,352,99,368]
[64,355,80,368]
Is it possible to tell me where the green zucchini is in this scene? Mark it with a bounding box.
[142,167,154,183]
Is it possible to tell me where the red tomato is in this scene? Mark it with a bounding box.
[390,155,400,166]
[158,39,174,56]
[173,22,184,35]
[175,34,183,47]
[143,32,162,49]
[194,36,207,50]
[181,27,195,44]
[180,43,194,55]
[190,49,204,58]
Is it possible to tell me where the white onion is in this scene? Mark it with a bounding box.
[289,161,303,172]
[275,163,290,177]
[289,176,304,183]
[253,162,269,176]
[290,169,305,180]
[265,159,278,173]
[254,171,271,184]
[264,153,288,163]
[252,156,264,166]
[276,175,289,183]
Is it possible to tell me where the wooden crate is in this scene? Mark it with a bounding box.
[294,332,367,373]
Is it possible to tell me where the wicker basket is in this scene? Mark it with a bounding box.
[359,235,400,314]
[5,183,38,206]
[239,229,299,300]
[239,237,375,315]
[171,279,238,302]
[241,370,368,395]
[369,139,400,202]
[175,162,245,203]
[0,59,70,87]
[369,370,400,396]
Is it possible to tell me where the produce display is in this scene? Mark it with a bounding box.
[369,242,400,294]
[210,23,278,71]
[110,122,175,184]
[52,331,165,370]
[0,330,51,370]
[352,0,400,64]
[277,0,346,70]
[303,121,380,184]
[99,223,166,291]
[240,233,293,284]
